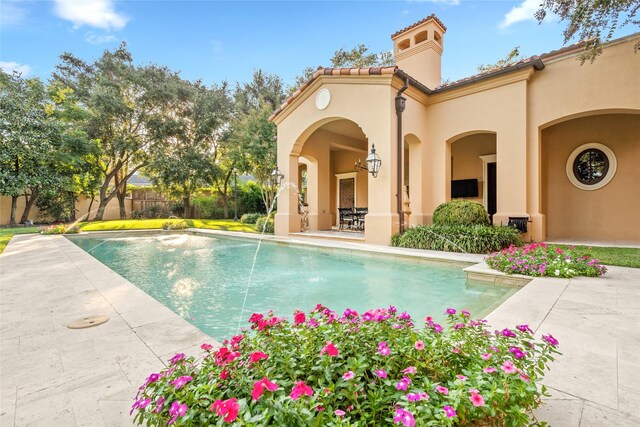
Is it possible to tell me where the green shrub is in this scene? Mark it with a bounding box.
[162,220,188,231]
[392,224,521,254]
[486,242,607,278]
[240,213,262,224]
[193,196,225,219]
[40,224,80,235]
[132,306,560,426]
[255,214,275,234]
[433,200,490,227]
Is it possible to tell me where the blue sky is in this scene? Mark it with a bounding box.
[1,0,636,88]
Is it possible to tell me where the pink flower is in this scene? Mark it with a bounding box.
[334,409,346,417]
[248,351,269,365]
[509,346,526,359]
[456,375,467,381]
[168,353,185,365]
[290,381,313,400]
[481,353,492,360]
[168,401,188,425]
[517,324,533,333]
[377,341,391,356]
[403,366,417,375]
[520,373,531,382]
[542,334,559,347]
[406,392,429,402]
[154,396,165,414]
[469,391,485,407]
[501,360,517,374]
[396,376,412,391]
[321,341,339,357]
[462,309,471,317]
[501,328,517,338]
[436,385,449,395]
[130,398,151,415]
[201,343,213,351]
[393,408,416,427]
[374,369,387,378]
[251,377,279,401]
[171,375,193,390]
[342,371,355,380]
[443,405,457,418]
[293,311,306,325]
[211,398,239,423]
[445,308,457,315]
[414,340,424,350]
[432,323,443,333]
[483,367,497,373]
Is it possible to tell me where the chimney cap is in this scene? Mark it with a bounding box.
[391,14,447,39]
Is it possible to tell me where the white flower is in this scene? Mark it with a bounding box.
[554,269,560,276]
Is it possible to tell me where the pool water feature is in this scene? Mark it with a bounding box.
[68,233,518,341]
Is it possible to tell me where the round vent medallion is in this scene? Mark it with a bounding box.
[67,315,110,329]
[315,89,331,110]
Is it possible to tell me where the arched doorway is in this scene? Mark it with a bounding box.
[292,119,369,232]
[541,112,640,242]
[447,132,497,222]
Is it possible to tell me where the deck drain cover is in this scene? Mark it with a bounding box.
[67,315,110,329]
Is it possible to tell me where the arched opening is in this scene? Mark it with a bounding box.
[447,132,497,222]
[404,134,422,227]
[397,38,410,52]
[434,31,442,45]
[414,31,428,45]
[293,118,369,233]
[541,112,640,242]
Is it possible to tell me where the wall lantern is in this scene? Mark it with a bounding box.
[355,144,382,178]
[271,166,285,186]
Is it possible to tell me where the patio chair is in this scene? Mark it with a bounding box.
[338,208,354,231]
[354,207,368,231]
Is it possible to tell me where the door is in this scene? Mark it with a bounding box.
[339,178,355,209]
[487,162,497,224]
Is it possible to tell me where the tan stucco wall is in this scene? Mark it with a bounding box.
[274,35,640,244]
[451,134,497,204]
[542,114,640,241]
[0,195,131,225]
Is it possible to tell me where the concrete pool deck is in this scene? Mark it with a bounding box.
[1,231,639,426]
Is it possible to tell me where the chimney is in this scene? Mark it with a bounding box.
[391,15,446,89]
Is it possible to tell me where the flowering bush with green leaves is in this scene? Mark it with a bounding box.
[486,242,607,278]
[132,306,560,426]
[162,220,189,230]
[40,224,80,234]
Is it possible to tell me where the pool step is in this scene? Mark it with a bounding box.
[289,231,366,243]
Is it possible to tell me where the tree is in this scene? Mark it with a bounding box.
[0,71,60,226]
[53,43,180,220]
[145,79,231,218]
[227,71,286,213]
[536,0,640,63]
[477,47,522,73]
[290,44,394,94]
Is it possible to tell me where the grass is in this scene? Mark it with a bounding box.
[556,244,640,269]
[0,227,40,254]
[77,218,257,233]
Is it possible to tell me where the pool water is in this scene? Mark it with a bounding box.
[68,233,518,340]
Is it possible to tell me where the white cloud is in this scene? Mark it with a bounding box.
[500,0,539,29]
[53,0,128,30]
[85,32,117,44]
[0,61,31,76]
[1,1,29,26]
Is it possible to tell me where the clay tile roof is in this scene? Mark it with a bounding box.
[391,14,447,38]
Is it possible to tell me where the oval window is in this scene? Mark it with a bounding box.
[566,143,616,190]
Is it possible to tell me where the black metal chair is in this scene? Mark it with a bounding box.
[508,217,529,233]
[338,208,354,231]
[354,207,368,231]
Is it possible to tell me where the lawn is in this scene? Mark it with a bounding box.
[0,227,40,254]
[77,218,257,233]
[557,244,640,269]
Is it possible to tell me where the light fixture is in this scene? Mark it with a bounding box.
[271,166,284,186]
[355,144,382,178]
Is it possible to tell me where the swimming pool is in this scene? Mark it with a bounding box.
[68,233,518,340]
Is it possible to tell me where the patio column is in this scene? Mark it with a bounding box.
[274,154,300,235]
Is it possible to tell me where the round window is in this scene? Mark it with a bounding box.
[566,143,616,190]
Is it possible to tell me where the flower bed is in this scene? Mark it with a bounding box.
[486,242,607,278]
[132,306,560,426]
[40,224,80,234]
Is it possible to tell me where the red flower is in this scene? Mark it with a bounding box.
[320,341,339,357]
[248,313,264,323]
[290,381,313,400]
[248,351,268,365]
[251,377,279,401]
[214,347,241,366]
[211,398,239,423]
[293,311,306,325]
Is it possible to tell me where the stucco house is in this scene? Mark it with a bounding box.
[270,15,640,245]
